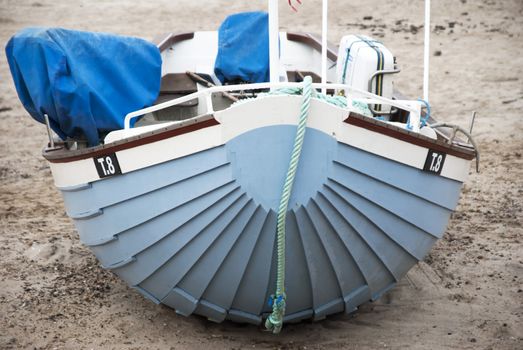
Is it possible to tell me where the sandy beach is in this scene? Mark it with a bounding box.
[0,0,522,349]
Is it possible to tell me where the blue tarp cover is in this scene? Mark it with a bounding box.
[6,27,162,146]
[214,12,270,84]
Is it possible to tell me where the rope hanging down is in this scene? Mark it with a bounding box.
[265,76,313,334]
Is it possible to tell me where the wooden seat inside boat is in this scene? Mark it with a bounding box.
[159,73,198,94]
[135,73,200,126]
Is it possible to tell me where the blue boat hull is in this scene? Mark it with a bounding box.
[59,124,463,324]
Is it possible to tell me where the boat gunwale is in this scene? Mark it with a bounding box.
[344,113,475,160]
[42,109,475,164]
[43,114,219,163]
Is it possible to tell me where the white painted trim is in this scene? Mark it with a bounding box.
[116,126,222,175]
[338,123,428,170]
[440,154,469,182]
[50,96,470,188]
[215,96,345,143]
[50,158,100,189]
[338,123,470,183]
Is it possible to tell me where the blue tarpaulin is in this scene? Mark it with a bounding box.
[214,12,270,84]
[5,27,162,146]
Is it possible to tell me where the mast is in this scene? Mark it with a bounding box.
[423,0,431,101]
[321,0,328,94]
[268,0,279,89]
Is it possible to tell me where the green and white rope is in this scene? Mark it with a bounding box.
[230,82,373,117]
[265,85,343,107]
[265,76,313,334]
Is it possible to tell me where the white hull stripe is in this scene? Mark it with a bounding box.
[50,96,470,188]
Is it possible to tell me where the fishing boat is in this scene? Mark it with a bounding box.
[6,0,478,333]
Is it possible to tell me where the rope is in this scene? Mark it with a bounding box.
[230,82,373,117]
[265,76,313,334]
[417,98,431,127]
[262,85,373,117]
[405,98,431,130]
[266,86,346,108]
[256,78,374,332]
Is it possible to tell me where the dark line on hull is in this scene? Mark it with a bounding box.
[317,191,409,282]
[103,256,136,270]
[292,207,318,315]
[332,159,457,211]
[310,196,397,283]
[84,180,238,248]
[202,206,267,313]
[304,199,348,300]
[70,208,103,220]
[58,182,92,192]
[326,178,441,239]
[133,192,247,287]
[229,209,276,318]
[175,199,257,303]
[82,235,118,247]
[320,186,425,261]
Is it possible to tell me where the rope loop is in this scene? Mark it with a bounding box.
[417,98,431,127]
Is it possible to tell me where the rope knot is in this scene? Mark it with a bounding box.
[265,293,287,334]
[268,293,287,308]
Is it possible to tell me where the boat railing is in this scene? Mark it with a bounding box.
[124,82,422,131]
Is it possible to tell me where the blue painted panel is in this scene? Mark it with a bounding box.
[315,192,417,281]
[336,143,462,210]
[230,211,277,316]
[280,211,314,315]
[91,182,239,267]
[141,194,251,299]
[300,201,372,316]
[330,163,452,236]
[226,126,336,211]
[162,287,198,316]
[307,197,395,299]
[76,165,234,246]
[200,206,268,319]
[175,200,258,301]
[61,146,228,216]
[194,299,228,322]
[323,182,437,259]
[293,206,348,317]
[115,188,244,287]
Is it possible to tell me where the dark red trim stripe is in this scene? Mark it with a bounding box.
[344,113,475,160]
[44,117,220,164]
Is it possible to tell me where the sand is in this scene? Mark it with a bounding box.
[0,0,522,349]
